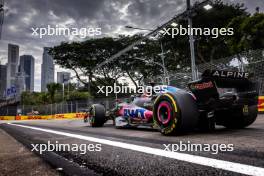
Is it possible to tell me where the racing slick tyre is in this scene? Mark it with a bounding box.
[153,90,199,135]
[221,105,258,129]
[89,104,106,127]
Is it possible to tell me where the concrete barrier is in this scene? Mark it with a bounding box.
[258,96,264,113]
[0,112,87,120]
[0,116,15,120]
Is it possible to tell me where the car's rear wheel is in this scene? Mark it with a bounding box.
[220,105,258,129]
[153,91,199,135]
[89,104,106,127]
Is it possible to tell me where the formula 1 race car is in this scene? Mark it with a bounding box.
[87,70,259,135]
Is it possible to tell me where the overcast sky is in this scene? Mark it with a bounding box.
[0,0,263,92]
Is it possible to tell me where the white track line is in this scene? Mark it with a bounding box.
[9,123,264,176]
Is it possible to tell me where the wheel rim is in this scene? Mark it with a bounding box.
[157,101,172,125]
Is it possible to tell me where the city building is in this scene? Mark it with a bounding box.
[20,55,35,92]
[57,72,71,84]
[5,43,25,100]
[41,47,54,92]
[0,64,7,99]
[6,44,19,89]
[14,71,26,98]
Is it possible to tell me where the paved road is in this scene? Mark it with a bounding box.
[0,128,59,176]
[1,115,264,176]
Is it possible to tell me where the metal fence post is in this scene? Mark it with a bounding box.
[71,101,73,113]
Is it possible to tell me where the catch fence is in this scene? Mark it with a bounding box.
[169,49,264,95]
[0,98,117,116]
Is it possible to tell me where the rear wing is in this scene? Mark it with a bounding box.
[201,70,256,90]
[188,70,258,103]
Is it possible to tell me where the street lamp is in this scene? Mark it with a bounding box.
[62,74,70,101]
[125,0,212,82]
[95,0,213,83]
[125,25,170,84]
[125,25,153,32]
[203,4,213,10]
[186,0,212,80]
[160,42,169,83]
[186,0,197,80]
[170,22,178,27]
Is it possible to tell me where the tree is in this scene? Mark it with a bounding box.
[161,0,249,69]
[21,92,49,105]
[226,13,264,54]
[67,91,91,101]
[50,38,124,88]
[49,35,163,90]
[46,83,61,103]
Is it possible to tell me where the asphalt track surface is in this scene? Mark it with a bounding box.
[1,115,264,176]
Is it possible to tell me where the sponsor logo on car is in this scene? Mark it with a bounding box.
[211,70,249,79]
[190,81,214,90]
[124,108,146,118]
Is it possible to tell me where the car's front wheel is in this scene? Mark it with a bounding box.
[89,104,106,127]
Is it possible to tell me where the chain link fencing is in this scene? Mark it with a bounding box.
[168,49,264,95]
[0,98,118,116]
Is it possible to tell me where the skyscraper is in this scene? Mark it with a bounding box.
[0,64,7,99]
[57,72,71,84]
[20,55,35,92]
[41,47,54,92]
[6,44,19,89]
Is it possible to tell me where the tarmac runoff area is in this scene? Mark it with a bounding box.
[0,115,264,176]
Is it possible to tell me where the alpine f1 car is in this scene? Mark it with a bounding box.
[87,70,259,135]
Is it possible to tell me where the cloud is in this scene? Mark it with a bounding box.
[0,0,263,91]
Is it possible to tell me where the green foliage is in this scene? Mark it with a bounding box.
[21,91,57,105]
[21,92,45,105]
[227,13,264,54]
[162,0,249,68]
[46,83,62,103]
[49,35,163,90]
[67,91,91,101]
